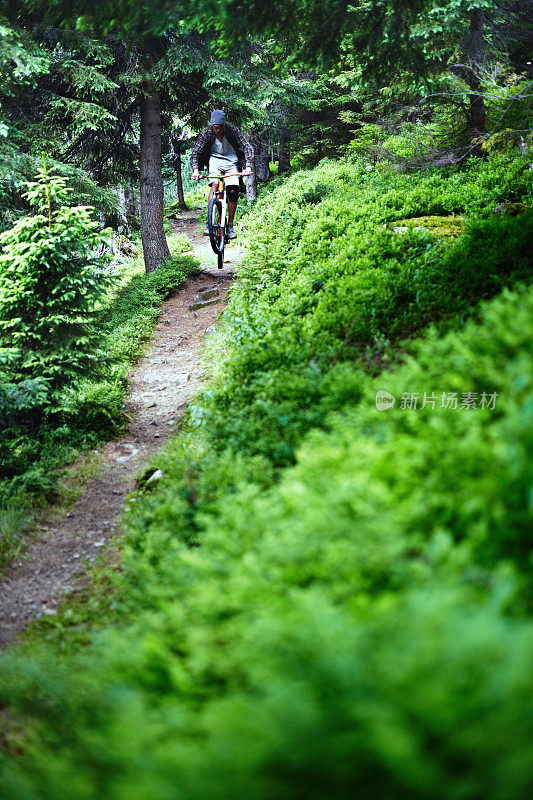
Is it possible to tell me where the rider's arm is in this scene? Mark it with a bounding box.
[190,126,211,174]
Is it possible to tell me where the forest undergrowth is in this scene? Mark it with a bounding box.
[1,148,532,799]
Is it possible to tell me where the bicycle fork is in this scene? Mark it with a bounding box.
[217,180,226,231]
[218,196,227,231]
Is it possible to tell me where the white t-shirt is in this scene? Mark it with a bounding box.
[209,135,239,179]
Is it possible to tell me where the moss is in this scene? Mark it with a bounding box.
[387,215,464,238]
[164,199,189,213]
[492,202,530,216]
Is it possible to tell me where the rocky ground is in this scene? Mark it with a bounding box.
[0,208,245,649]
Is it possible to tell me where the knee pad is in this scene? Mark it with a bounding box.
[227,185,240,202]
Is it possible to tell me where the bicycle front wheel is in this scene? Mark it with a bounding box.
[208,197,225,257]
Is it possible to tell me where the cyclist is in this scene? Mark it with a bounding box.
[191,110,253,240]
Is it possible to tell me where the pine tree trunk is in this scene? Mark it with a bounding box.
[139,88,171,273]
[125,185,138,216]
[278,127,290,175]
[124,185,139,231]
[466,8,486,142]
[246,170,258,202]
[175,141,187,210]
[255,137,271,182]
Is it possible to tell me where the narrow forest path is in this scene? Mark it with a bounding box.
[0,208,245,649]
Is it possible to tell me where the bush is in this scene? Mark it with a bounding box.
[0,163,111,409]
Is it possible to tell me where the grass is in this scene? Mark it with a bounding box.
[0,503,32,566]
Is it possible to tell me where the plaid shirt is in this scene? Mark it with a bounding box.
[190,123,254,172]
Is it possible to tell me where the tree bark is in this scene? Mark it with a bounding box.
[450,8,486,149]
[255,137,271,183]
[278,126,291,175]
[174,141,187,211]
[124,185,140,231]
[466,8,486,142]
[246,170,258,202]
[139,88,171,273]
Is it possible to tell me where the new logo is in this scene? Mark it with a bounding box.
[375,390,396,411]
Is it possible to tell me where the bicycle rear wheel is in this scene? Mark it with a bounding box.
[208,198,225,260]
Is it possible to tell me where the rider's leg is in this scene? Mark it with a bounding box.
[226,182,239,226]
[227,199,237,225]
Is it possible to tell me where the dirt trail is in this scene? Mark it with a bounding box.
[0,208,244,649]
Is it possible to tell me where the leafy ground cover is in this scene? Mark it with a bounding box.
[197,150,532,466]
[1,276,532,800]
[0,150,532,799]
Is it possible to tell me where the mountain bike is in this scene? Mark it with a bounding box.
[204,172,244,270]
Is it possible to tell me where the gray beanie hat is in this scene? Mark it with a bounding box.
[210,109,226,124]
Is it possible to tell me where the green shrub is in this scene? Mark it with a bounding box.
[0,164,111,409]
[0,500,32,566]
[0,350,48,427]
[2,587,533,800]
[118,283,533,619]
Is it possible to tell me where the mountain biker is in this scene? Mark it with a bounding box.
[191,110,254,240]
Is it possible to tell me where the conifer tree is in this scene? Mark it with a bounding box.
[0,162,110,404]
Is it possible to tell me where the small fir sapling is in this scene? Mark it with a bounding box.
[0,159,112,412]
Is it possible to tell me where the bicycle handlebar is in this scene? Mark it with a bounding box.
[199,171,251,180]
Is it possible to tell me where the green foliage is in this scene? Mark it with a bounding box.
[381,122,440,160]
[0,501,32,567]
[0,22,50,98]
[387,215,464,237]
[0,3,532,791]
[195,152,532,466]
[482,128,533,155]
[0,142,118,233]
[0,165,111,408]
[1,278,532,800]
[122,280,533,606]
[0,350,49,424]
[0,19,135,206]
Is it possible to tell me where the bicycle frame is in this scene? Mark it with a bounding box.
[212,176,227,240]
